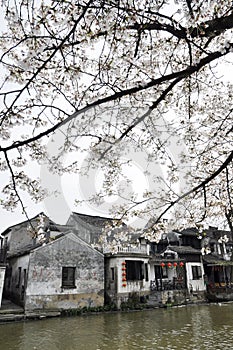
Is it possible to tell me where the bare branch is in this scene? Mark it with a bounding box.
[153,151,233,226]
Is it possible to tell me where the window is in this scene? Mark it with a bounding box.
[111,267,115,280]
[62,267,76,288]
[192,265,202,280]
[126,260,144,281]
[161,266,168,278]
[145,263,149,282]
[16,267,21,288]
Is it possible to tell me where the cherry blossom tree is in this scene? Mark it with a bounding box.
[0,0,232,237]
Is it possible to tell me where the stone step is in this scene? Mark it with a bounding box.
[0,313,25,322]
[0,308,24,315]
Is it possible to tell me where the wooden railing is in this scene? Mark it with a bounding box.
[117,245,148,254]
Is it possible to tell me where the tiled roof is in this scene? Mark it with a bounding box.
[70,212,118,228]
[181,227,199,236]
[203,254,233,266]
[168,245,201,255]
[1,212,58,235]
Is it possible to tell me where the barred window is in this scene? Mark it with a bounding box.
[192,265,202,280]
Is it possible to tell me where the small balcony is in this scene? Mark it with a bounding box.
[103,244,148,255]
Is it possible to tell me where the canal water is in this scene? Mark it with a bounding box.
[0,304,233,350]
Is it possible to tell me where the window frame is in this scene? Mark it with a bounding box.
[110,267,115,281]
[62,266,76,289]
[192,265,202,280]
[16,267,21,288]
[126,260,144,281]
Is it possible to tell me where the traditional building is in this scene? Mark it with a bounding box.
[66,212,118,246]
[104,237,150,308]
[2,212,233,312]
[4,232,104,313]
[148,230,206,306]
[0,235,7,307]
[200,227,233,301]
[2,213,105,313]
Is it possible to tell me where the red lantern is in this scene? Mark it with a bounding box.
[160,262,165,268]
[173,262,177,267]
[122,277,127,282]
[167,262,172,268]
[122,283,127,287]
[122,261,126,265]
[179,262,184,267]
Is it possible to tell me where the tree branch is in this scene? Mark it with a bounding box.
[130,12,233,39]
[3,150,36,233]
[1,45,231,154]
[153,150,233,226]
[0,0,94,127]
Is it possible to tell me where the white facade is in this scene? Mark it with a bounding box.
[185,262,205,292]
[0,266,6,307]
[106,253,151,308]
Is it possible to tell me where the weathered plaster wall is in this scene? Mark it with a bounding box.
[5,222,33,253]
[25,233,104,311]
[3,215,54,254]
[0,266,6,307]
[5,254,30,305]
[67,215,93,244]
[66,213,114,245]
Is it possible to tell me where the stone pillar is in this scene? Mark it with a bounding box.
[0,266,6,307]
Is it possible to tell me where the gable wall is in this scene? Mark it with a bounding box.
[67,214,107,245]
[25,235,104,311]
[7,223,33,253]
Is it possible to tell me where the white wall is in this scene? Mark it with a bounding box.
[186,262,205,292]
[108,256,150,294]
[0,266,6,307]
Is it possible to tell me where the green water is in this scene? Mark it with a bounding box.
[0,304,233,350]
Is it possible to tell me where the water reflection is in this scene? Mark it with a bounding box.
[0,304,233,350]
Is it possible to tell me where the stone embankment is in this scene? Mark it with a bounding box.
[0,299,60,323]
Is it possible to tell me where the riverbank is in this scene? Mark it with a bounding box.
[0,297,210,324]
[0,299,61,323]
[2,295,232,324]
[0,299,25,323]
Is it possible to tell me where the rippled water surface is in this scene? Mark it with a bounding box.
[1,304,233,350]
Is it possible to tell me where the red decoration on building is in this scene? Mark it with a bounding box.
[122,261,127,287]
[167,262,172,268]
[160,262,165,268]
[173,262,178,267]
[179,262,184,267]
